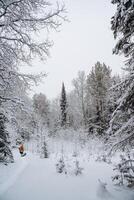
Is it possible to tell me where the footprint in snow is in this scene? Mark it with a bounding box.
[96,179,114,199]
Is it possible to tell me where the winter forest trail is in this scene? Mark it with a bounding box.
[0,150,134,200]
[1,154,98,200]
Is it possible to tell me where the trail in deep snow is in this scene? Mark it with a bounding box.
[0,152,134,200]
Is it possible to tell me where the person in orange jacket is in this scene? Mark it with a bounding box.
[19,143,24,156]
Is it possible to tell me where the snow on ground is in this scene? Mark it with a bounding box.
[0,150,29,196]
[0,137,134,200]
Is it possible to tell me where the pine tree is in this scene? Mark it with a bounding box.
[41,139,48,158]
[56,158,65,173]
[108,0,134,151]
[0,112,13,163]
[60,83,67,127]
[86,62,112,135]
[56,146,66,174]
[112,153,134,187]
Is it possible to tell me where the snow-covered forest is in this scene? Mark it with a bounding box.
[0,0,134,200]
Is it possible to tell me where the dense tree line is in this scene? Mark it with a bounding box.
[48,62,120,137]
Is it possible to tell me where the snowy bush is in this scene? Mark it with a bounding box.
[74,160,83,176]
[41,140,49,159]
[112,153,134,187]
[72,151,78,157]
[56,157,66,174]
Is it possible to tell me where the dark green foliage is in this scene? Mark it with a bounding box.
[109,0,134,187]
[60,83,67,127]
[111,0,134,67]
[112,153,134,187]
[56,157,65,173]
[0,113,13,163]
[41,140,49,158]
[108,0,134,148]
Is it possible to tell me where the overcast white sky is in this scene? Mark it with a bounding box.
[21,0,124,99]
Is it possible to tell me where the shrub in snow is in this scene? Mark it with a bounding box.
[74,160,83,176]
[112,153,134,187]
[72,151,78,157]
[41,140,49,158]
[56,157,66,174]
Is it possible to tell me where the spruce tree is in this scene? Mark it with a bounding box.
[108,0,134,151]
[56,158,65,173]
[41,140,49,158]
[60,83,67,127]
[0,112,13,163]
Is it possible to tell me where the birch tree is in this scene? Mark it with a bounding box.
[72,71,87,126]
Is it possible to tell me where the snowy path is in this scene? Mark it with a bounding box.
[0,152,134,200]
